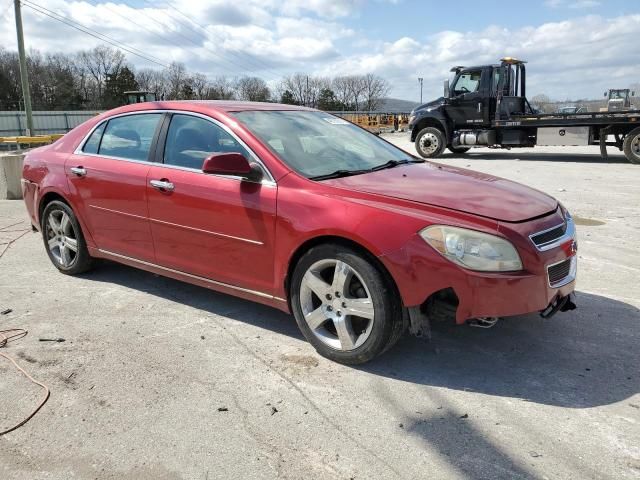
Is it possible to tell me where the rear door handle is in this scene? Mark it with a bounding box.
[70,166,87,176]
[150,179,175,191]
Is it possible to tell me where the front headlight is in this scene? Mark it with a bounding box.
[408,114,416,124]
[420,225,523,272]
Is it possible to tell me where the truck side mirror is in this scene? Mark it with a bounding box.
[633,91,636,97]
[604,92,607,97]
[444,79,450,99]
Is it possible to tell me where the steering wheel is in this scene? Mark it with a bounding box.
[458,86,470,94]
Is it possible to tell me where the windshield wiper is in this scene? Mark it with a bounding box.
[309,169,370,181]
[369,158,424,172]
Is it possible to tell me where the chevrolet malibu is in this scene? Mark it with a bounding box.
[21,101,577,364]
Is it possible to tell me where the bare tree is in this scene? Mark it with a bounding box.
[362,73,390,111]
[530,93,552,113]
[346,75,367,111]
[235,76,270,102]
[136,68,167,99]
[332,76,351,110]
[189,72,209,100]
[165,62,189,99]
[208,76,236,100]
[77,46,125,106]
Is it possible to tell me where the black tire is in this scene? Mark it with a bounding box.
[290,244,404,365]
[415,127,446,158]
[447,146,471,154]
[623,127,640,164]
[41,200,93,275]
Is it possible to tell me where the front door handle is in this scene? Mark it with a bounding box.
[70,166,87,177]
[150,179,175,191]
[477,102,482,113]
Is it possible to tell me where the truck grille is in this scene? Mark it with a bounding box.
[547,257,576,287]
[531,223,566,248]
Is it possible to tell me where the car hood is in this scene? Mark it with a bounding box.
[323,163,558,222]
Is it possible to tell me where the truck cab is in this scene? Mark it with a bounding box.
[408,57,640,164]
[409,58,534,157]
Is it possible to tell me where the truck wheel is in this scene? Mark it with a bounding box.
[447,146,471,154]
[623,127,640,164]
[415,127,446,158]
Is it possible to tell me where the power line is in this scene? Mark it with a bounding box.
[22,0,169,68]
[140,0,282,81]
[161,2,282,79]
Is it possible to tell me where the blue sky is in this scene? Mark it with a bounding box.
[352,0,636,40]
[1,0,639,102]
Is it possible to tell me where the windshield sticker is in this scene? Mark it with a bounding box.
[323,117,350,125]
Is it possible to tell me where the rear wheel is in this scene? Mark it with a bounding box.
[623,127,640,164]
[41,200,93,275]
[448,146,471,154]
[415,127,446,158]
[290,244,404,365]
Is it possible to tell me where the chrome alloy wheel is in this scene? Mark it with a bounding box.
[419,132,440,155]
[299,259,375,351]
[45,209,78,268]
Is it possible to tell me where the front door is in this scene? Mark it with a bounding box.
[447,69,486,128]
[146,113,277,295]
[66,113,163,262]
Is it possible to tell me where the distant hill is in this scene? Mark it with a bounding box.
[377,97,420,113]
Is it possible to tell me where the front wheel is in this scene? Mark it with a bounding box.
[290,245,404,365]
[41,200,93,275]
[415,127,446,158]
[623,127,640,164]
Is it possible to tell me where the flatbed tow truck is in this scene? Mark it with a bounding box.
[408,58,640,164]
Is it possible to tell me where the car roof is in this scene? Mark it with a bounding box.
[105,100,316,117]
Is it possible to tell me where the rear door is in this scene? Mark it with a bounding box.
[66,113,164,262]
[146,113,277,294]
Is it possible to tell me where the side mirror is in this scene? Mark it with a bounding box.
[202,152,263,182]
[633,91,636,97]
[444,79,450,99]
[604,92,608,97]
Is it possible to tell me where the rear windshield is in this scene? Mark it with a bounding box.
[233,110,412,178]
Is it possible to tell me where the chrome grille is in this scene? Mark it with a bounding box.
[531,224,566,247]
[547,257,576,287]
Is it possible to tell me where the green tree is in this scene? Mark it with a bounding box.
[280,89,297,105]
[316,88,340,111]
[103,66,138,108]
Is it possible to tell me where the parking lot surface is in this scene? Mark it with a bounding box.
[1,139,639,479]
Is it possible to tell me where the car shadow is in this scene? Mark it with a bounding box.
[442,151,629,163]
[362,291,640,409]
[81,262,639,409]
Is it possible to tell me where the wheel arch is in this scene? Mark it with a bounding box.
[283,235,401,309]
[411,115,450,142]
[37,188,96,247]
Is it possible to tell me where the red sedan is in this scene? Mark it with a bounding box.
[21,101,577,364]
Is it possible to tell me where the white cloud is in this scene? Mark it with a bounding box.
[1,1,639,102]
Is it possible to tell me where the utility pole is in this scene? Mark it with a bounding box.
[418,77,424,104]
[14,0,34,136]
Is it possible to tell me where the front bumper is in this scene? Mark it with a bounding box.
[381,228,577,324]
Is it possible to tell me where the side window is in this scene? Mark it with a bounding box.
[98,114,162,161]
[82,122,106,154]
[164,114,251,170]
[453,71,481,96]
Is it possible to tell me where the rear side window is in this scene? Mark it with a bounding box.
[82,122,105,154]
[164,114,250,170]
[98,114,162,161]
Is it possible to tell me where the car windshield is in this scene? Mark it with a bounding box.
[233,110,415,179]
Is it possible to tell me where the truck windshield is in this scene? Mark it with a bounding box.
[233,110,414,179]
[453,71,481,95]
